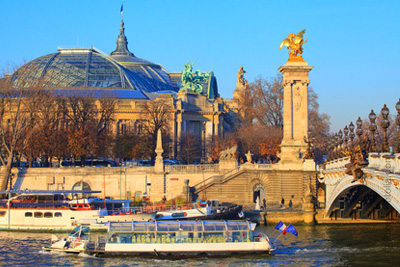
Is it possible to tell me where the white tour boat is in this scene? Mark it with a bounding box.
[43,220,276,257]
[0,190,155,231]
[155,200,242,221]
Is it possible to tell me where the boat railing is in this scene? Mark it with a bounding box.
[0,201,69,209]
[104,203,201,215]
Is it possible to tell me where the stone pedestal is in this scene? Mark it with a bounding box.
[278,60,313,168]
[303,159,316,171]
[154,129,164,173]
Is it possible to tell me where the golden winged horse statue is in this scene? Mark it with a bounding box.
[280,30,308,60]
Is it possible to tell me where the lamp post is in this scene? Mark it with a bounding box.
[334,133,339,159]
[343,126,349,150]
[381,104,390,152]
[369,110,377,152]
[349,122,355,149]
[356,117,363,148]
[338,130,343,157]
[396,98,400,152]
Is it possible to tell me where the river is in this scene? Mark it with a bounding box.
[0,224,399,266]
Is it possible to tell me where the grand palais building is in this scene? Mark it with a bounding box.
[8,19,247,160]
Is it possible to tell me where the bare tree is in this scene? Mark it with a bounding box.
[0,65,45,190]
[178,131,201,164]
[140,98,172,159]
[235,124,282,162]
[63,90,116,161]
[23,91,63,166]
[249,74,283,127]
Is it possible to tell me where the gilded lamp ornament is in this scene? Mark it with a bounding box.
[279,29,308,61]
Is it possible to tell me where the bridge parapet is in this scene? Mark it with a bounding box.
[368,153,400,173]
[325,157,350,170]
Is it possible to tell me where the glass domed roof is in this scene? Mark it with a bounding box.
[11,47,178,98]
[10,18,182,99]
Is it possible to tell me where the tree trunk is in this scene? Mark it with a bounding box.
[0,154,14,191]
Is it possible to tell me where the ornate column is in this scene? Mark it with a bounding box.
[176,114,182,152]
[202,121,207,161]
[213,113,220,137]
[278,61,313,165]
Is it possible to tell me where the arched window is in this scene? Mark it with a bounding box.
[72,181,92,198]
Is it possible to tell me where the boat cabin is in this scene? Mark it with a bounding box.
[105,220,258,244]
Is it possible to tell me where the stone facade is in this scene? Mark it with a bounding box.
[278,60,313,169]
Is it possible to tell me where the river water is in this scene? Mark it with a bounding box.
[0,224,399,266]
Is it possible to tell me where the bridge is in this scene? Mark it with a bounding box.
[320,152,400,220]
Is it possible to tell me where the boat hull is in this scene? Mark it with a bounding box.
[42,246,83,254]
[90,241,273,257]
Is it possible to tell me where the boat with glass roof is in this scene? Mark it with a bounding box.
[43,220,276,257]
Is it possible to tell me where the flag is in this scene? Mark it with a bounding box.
[120,4,123,18]
[275,221,287,235]
[285,224,298,236]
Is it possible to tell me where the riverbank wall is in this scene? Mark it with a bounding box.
[254,208,400,225]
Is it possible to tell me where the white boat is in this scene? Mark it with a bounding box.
[43,220,276,257]
[155,200,242,221]
[0,190,155,231]
[42,225,91,254]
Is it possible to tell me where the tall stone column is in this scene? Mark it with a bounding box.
[278,61,313,167]
[213,114,220,136]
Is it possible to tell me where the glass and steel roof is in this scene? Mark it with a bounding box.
[10,47,179,99]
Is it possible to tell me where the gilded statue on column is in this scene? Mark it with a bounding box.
[279,29,308,61]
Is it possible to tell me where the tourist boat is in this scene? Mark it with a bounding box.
[155,200,243,221]
[43,220,276,257]
[0,190,155,231]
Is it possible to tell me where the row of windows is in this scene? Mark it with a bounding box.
[25,212,63,218]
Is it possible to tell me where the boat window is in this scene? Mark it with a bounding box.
[55,212,62,217]
[25,212,33,217]
[44,212,53,218]
[0,211,6,217]
[171,212,186,218]
[34,212,43,218]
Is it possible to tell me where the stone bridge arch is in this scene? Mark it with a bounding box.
[324,167,400,219]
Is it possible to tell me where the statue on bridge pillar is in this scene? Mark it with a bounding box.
[278,30,313,168]
[343,147,369,183]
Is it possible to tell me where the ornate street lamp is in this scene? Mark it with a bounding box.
[343,125,349,150]
[338,130,343,157]
[334,133,339,158]
[396,98,400,152]
[381,104,390,152]
[356,117,363,149]
[369,110,377,152]
[349,122,355,148]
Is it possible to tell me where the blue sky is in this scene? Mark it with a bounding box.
[1,0,399,133]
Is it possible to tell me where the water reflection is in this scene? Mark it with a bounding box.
[0,224,399,266]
